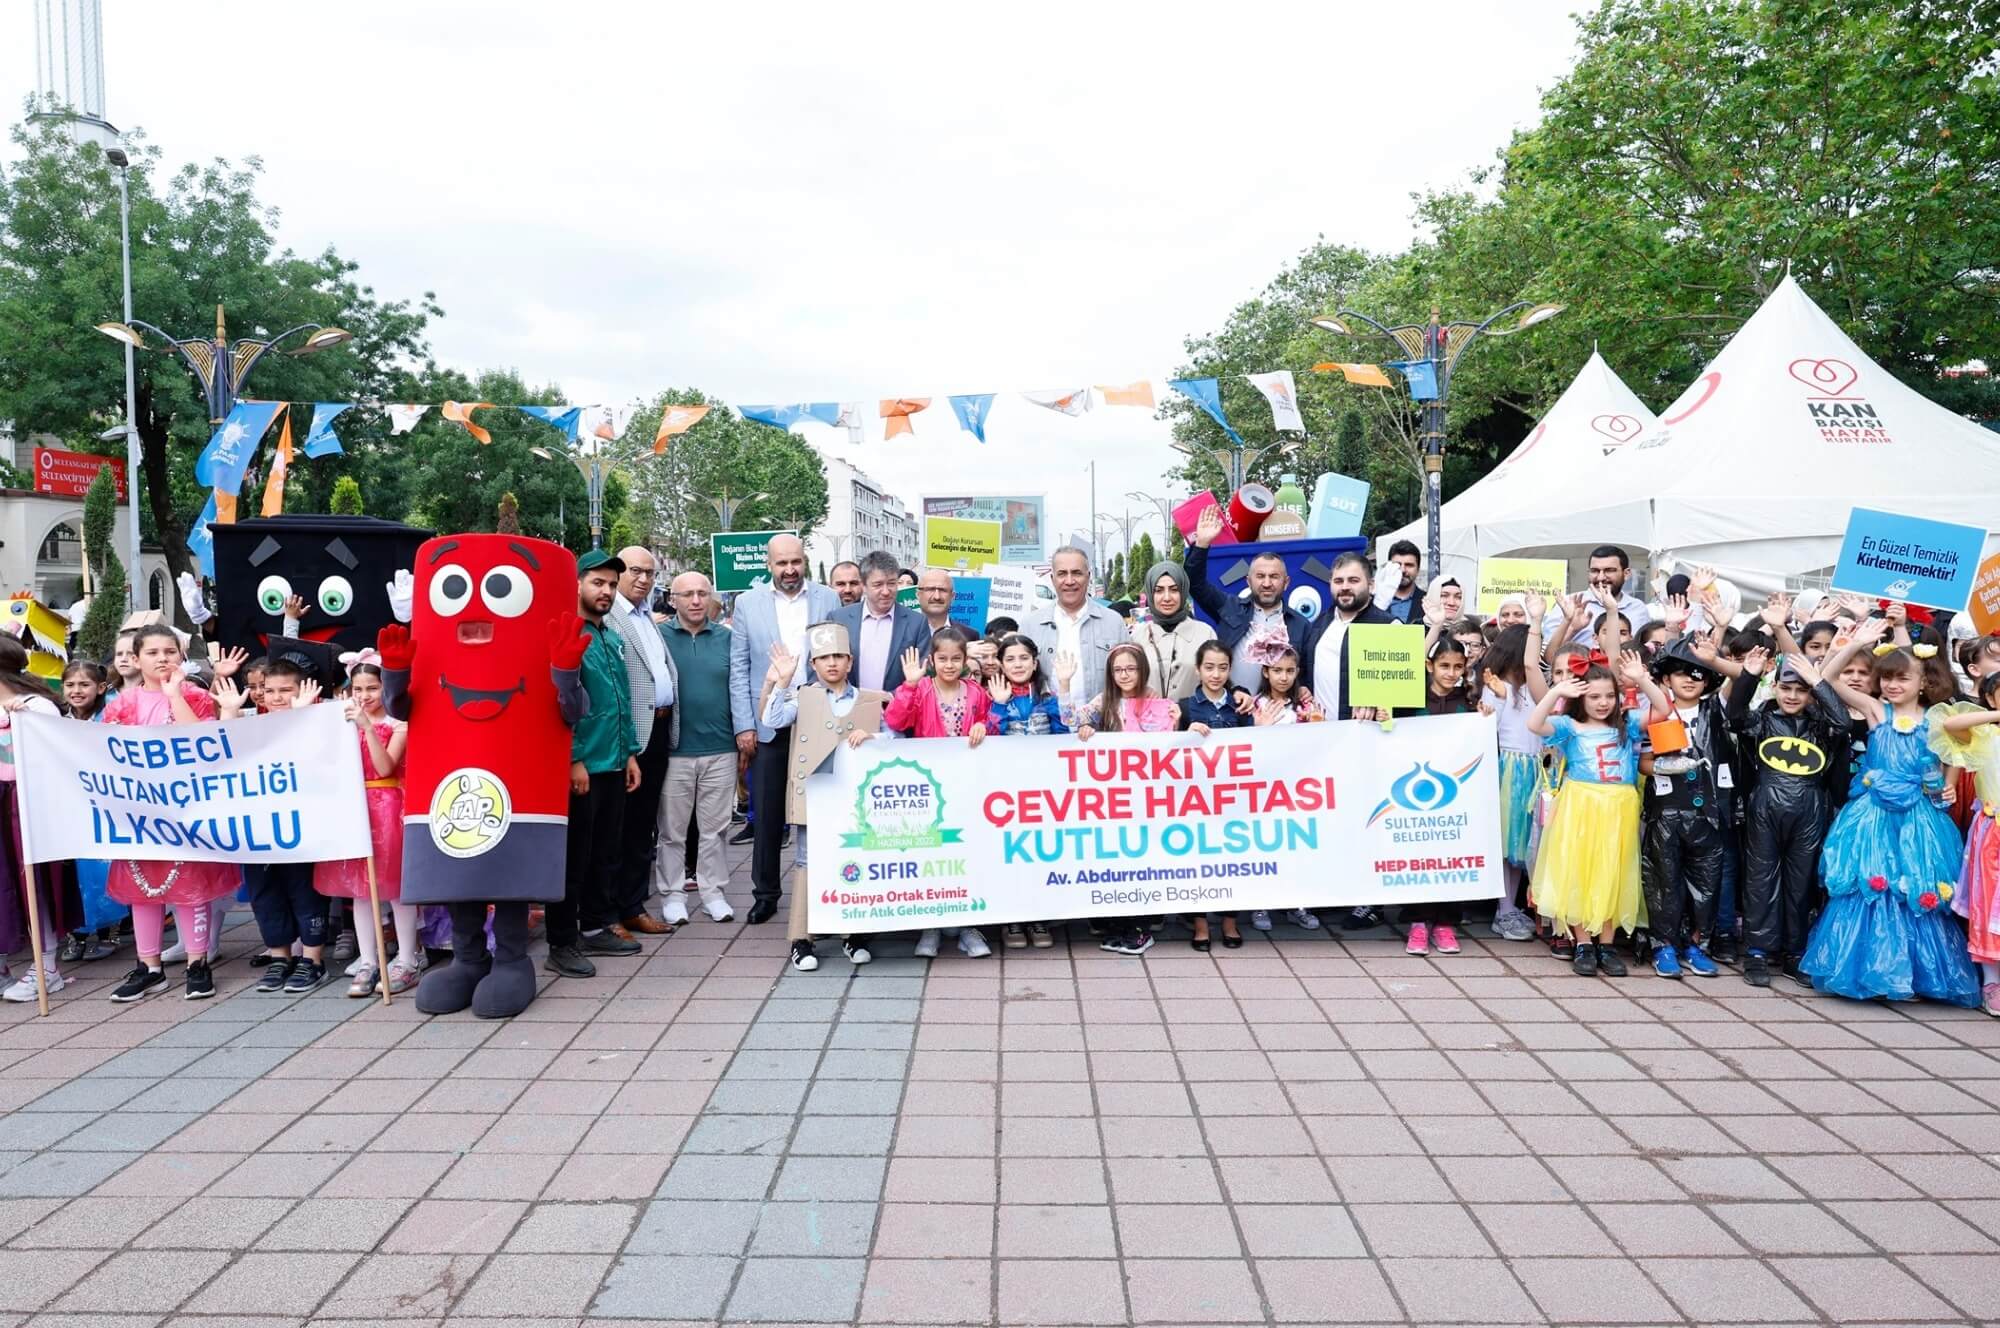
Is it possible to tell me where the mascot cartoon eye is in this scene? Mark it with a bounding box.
[429,564,475,617]
[256,575,293,615]
[1286,587,1323,621]
[317,575,354,616]
[1758,735,1827,777]
[480,566,534,618]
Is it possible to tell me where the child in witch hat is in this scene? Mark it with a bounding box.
[1641,633,1740,979]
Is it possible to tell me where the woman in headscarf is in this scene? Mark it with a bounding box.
[1130,560,1216,701]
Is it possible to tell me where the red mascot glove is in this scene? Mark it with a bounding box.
[377,624,416,672]
[548,613,591,671]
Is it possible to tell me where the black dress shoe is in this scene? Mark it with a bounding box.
[728,824,756,845]
[746,900,778,925]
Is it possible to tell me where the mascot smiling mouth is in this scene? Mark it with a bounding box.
[439,674,526,721]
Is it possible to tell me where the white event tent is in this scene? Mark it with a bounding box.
[1463,275,2000,596]
[1377,349,1658,586]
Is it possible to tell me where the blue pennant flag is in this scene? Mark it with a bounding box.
[517,405,584,441]
[301,402,353,458]
[948,393,996,443]
[193,400,283,493]
[1166,378,1244,446]
[187,493,219,579]
[1387,360,1439,401]
[738,404,807,431]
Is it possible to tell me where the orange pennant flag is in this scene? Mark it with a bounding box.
[653,404,712,454]
[260,406,293,517]
[1096,380,1155,409]
[213,490,238,525]
[879,397,931,439]
[442,400,495,444]
[1312,362,1393,388]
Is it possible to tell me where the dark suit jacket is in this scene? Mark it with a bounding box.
[1299,602,1401,720]
[830,601,931,693]
[1184,542,1312,656]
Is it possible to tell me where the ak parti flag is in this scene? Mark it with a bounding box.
[442,401,495,444]
[879,398,931,439]
[1313,362,1394,388]
[653,404,712,454]
[1022,388,1092,417]
[1096,381,1155,409]
[260,406,294,517]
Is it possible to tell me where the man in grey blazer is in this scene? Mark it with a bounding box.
[1025,545,1130,710]
[728,533,843,923]
[831,550,931,697]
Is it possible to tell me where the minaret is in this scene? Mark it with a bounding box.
[30,0,120,151]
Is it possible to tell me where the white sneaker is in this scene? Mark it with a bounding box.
[662,898,690,926]
[958,928,992,958]
[913,929,941,958]
[344,955,368,976]
[844,939,873,965]
[705,897,735,923]
[159,939,187,965]
[2,967,63,1002]
[1287,908,1323,930]
[790,941,818,971]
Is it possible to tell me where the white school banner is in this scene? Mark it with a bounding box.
[807,714,1502,933]
[13,704,371,865]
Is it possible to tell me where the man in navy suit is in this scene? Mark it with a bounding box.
[831,550,930,695]
[728,533,843,923]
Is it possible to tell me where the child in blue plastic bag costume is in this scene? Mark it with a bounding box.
[1801,617,1980,1006]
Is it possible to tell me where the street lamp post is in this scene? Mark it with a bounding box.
[1126,491,1178,544]
[94,305,353,425]
[1096,509,1145,565]
[1308,300,1560,578]
[699,488,768,534]
[107,147,140,610]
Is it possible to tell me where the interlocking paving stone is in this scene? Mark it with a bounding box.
[5,845,2000,1326]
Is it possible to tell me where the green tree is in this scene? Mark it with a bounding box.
[328,475,364,516]
[1456,0,2000,415]
[620,389,829,575]
[1128,532,1159,596]
[1105,553,1125,601]
[75,464,126,662]
[1165,521,1185,564]
[0,117,437,603]
[392,369,585,544]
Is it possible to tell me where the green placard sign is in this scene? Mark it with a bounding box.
[1346,623,1427,711]
[709,529,798,594]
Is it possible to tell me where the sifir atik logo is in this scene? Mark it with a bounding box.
[1789,357,1893,444]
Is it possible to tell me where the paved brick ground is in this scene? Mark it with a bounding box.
[5,843,2000,1326]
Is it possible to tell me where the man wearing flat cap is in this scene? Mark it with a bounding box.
[546,549,646,981]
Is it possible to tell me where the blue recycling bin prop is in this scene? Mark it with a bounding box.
[1190,535,1372,627]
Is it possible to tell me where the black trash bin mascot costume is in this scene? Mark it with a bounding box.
[212,515,430,689]
[378,533,589,1019]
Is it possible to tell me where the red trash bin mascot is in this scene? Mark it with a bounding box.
[377,533,590,1018]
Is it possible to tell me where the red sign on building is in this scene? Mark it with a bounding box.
[32,448,128,501]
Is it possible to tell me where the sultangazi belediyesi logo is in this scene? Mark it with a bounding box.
[1367,756,1483,828]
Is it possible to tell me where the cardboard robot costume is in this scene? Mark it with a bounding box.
[378,533,590,1019]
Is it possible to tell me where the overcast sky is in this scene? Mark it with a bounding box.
[9,0,1585,561]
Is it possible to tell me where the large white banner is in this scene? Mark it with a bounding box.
[14,704,371,866]
[807,714,1502,933]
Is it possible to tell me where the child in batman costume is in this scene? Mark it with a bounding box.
[1642,635,1738,979]
[1726,649,1848,987]
[378,534,591,1019]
